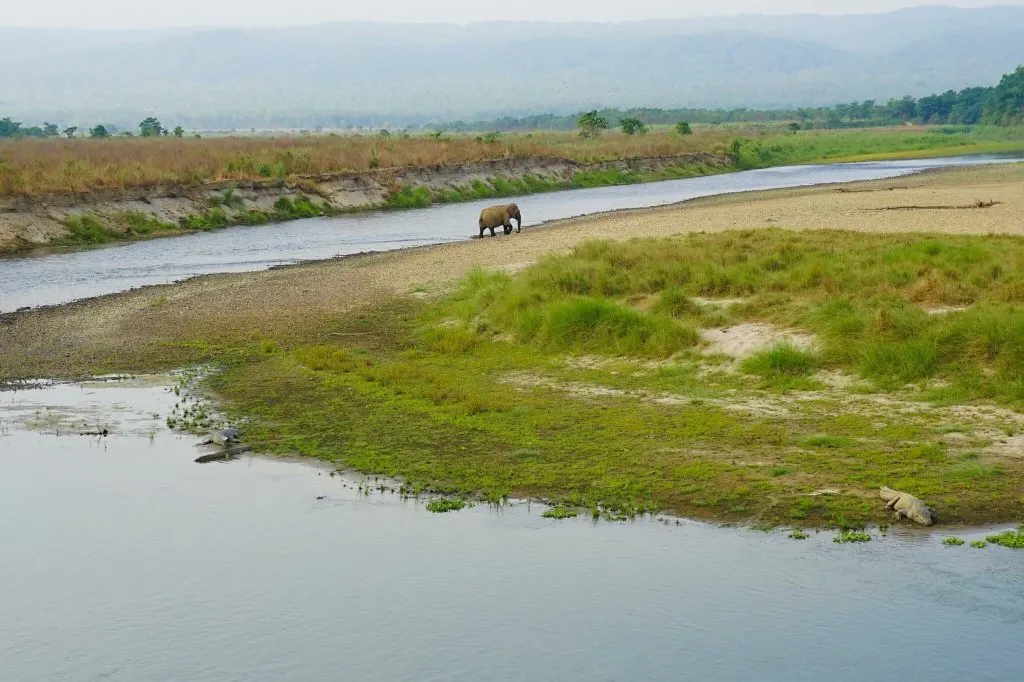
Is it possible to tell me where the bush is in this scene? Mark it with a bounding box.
[620,117,648,135]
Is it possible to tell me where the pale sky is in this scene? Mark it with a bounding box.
[4,0,1024,30]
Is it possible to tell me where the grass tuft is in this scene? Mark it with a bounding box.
[426,498,467,513]
[542,506,579,519]
[833,530,872,543]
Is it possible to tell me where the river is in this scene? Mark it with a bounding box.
[1,377,1023,681]
[1,154,1021,313]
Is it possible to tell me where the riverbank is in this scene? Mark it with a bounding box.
[3,163,1024,528]
[2,126,1022,253]
[0,153,731,253]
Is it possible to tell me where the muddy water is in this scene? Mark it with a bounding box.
[2,154,1021,313]
[2,377,1023,681]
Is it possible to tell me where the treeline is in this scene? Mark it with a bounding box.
[2,67,1022,138]
[0,117,187,140]
[438,66,1024,132]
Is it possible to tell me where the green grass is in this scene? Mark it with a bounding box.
[985,526,1024,548]
[60,212,180,246]
[62,215,121,244]
[426,497,467,513]
[728,126,1024,169]
[542,506,580,519]
[741,342,817,388]
[834,530,872,543]
[163,229,1024,527]
[970,540,987,548]
[943,536,965,546]
[789,530,810,540]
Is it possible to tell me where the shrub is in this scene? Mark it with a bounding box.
[620,117,648,135]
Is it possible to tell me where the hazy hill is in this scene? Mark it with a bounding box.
[1,5,1022,128]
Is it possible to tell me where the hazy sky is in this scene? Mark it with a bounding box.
[5,0,1024,29]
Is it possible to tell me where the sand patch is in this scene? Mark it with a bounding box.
[693,297,747,308]
[699,323,816,359]
[925,306,970,315]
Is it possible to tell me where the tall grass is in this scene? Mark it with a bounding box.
[0,129,732,197]
[1,125,1020,197]
[447,230,1024,404]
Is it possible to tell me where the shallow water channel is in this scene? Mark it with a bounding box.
[1,154,1021,312]
[2,377,1023,681]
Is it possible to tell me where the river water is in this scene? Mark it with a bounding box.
[2,377,1023,682]
[1,154,1021,312]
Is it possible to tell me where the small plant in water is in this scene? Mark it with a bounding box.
[542,505,579,519]
[789,530,809,540]
[943,536,965,546]
[426,497,466,513]
[833,530,871,543]
[970,540,987,549]
[985,526,1024,549]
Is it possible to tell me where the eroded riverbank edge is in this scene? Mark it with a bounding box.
[0,152,733,254]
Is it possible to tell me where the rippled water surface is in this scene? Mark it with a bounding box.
[2,378,1023,681]
[1,154,1020,312]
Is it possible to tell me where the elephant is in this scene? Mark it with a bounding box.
[478,203,522,237]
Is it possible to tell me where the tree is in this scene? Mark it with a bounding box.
[788,122,802,132]
[139,117,164,137]
[43,122,59,137]
[89,125,110,138]
[0,117,22,138]
[172,126,185,137]
[619,117,648,135]
[674,120,692,136]
[983,65,1024,125]
[577,110,609,138]
[885,96,917,122]
[62,126,77,139]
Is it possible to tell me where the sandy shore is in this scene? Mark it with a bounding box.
[2,162,1023,380]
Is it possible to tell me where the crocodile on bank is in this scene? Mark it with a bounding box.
[880,486,934,526]
[194,444,250,463]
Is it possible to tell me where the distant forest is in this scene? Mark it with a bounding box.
[437,66,1024,133]
[1,66,1022,139]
